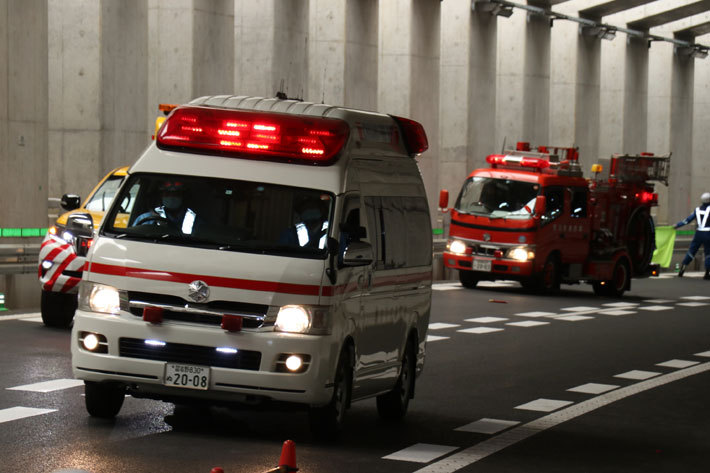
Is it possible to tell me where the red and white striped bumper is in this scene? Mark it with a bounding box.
[38,234,86,294]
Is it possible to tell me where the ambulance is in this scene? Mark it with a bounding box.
[39,166,129,327]
[70,95,433,437]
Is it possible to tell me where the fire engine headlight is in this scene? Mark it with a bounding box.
[275,305,331,334]
[448,240,467,255]
[508,247,535,262]
[78,282,121,315]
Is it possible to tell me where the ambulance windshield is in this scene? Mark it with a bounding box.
[455,177,539,219]
[103,173,333,258]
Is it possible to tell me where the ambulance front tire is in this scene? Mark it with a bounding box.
[84,381,125,419]
[40,290,77,328]
[309,346,352,439]
[459,270,479,289]
[377,336,416,420]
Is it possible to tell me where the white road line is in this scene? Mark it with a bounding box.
[680,295,710,300]
[0,407,56,424]
[7,379,84,393]
[556,315,594,322]
[426,335,450,343]
[515,398,573,412]
[506,321,549,328]
[643,299,674,304]
[567,383,619,395]
[597,309,636,316]
[383,443,458,463]
[414,361,710,473]
[20,317,43,323]
[465,317,508,323]
[695,351,710,357]
[432,286,462,291]
[638,305,673,311]
[429,323,461,330]
[514,311,556,318]
[614,370,660,380]
[677,302,709,307]
[601,302,639,308]
[0,312,42,321]
[455,418,520,434]
[560,306,598,312]
[458,327,504,334]
[656,359,699,369]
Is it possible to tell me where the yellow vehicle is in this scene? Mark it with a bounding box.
[38,166,129,327]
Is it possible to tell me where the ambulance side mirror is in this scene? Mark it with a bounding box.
[342,241,373,267]
[439,189,449,210]
[60,194,82,211]
[534,195,546,219]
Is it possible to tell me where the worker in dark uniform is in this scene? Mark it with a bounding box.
[674,192,710,279]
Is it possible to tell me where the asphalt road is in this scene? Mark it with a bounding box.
[2,271,709,473]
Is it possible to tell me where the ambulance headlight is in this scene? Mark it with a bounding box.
[448,240,467,255]
[508,247,535,262]
[78,282,121,315]
[275,305,331,334]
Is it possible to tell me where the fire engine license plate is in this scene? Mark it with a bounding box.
[165,363,210,390]
[473,259,492,272]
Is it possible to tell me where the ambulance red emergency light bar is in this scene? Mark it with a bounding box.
[156,105,428,165]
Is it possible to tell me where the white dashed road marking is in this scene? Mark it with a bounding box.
[677,302,709,307]
[382,443,458,463]
[514,311,555,318]
[638,305,673,311]
[465,317,508,323]
[515,398,574,412]
[429,323,461,330]
[455,418,520,434]
[598,309,636,316]
[561,306,598,312]
[656,359,700,369]
[680,296,710,300]
[0,407,56,424]
[602,302,639,308]
[426,335,449,343]
[0,312,42,322]
[506,320,549,328]
[458,327,504,334]
[567,383,619,395]
[556,315,594,322]
[614,370,661,380]
[413,361,710,473]
[7,379,84,393]
[695,351,710,357]
[20,317,43,323]
[643,299,674,304]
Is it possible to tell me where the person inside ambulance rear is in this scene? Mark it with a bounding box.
[105,174,333,257]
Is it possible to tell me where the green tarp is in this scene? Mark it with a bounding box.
[652,225,676,268]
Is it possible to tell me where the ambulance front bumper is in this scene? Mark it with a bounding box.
[71,310,339,407]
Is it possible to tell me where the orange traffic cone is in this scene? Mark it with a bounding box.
[210,468,224,473]
[265,439,298,472]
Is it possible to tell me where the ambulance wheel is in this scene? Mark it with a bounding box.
[84,381,125,418]
[309,346,352,439]
[40,290,77,328]
[539,255,561,294]
[459,270,479,289]
[377,337,416,420]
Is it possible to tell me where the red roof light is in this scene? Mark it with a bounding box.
[392,115,428,156]
[157,106,349,165]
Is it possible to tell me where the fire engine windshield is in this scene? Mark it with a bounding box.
[455,177,540,219]
[102,173,334,259]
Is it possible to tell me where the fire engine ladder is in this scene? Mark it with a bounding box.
[609,153,671,185]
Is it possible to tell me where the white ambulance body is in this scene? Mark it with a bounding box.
[71,95,432,436]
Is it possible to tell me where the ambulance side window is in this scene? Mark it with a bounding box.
[570,188,587,218]
[543,187,564,221]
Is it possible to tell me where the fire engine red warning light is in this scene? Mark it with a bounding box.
[486,155,550,169]
[635,191,658,204]
[157,106,350,165]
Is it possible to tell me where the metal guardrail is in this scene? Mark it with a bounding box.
[0,243,41,275]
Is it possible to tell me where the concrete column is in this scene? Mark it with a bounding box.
[439,0,496,202]
[692,36,710,210]
[307,0,377,108]
[234,0,308,98]
[668,47,694,225]
[378,0,441,218]
[148,0,234,127]
[100,0,149,172]
[622,37,648,154]
[48,0,98,200]
[1,0,48,308]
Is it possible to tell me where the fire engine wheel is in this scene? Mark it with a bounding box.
[40,290,77,328]
[84,381,125,418]
[539,255,561,294]
[604,259,631,298]
[459,270,480,289]
[626,209,654,275]
[309,346,352,439]
[377,337,416,420]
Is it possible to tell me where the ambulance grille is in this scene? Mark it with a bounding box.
[118,338,262,371]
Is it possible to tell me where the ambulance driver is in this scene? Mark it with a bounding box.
[133,180,197,235]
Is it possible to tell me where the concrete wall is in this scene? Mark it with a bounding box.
[3,0,710,308]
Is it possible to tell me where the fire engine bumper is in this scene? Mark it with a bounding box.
[443,252,534,278]
[71,310,340,407]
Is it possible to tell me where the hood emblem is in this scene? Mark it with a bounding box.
[188,280,210,303]
[483,233,491,242]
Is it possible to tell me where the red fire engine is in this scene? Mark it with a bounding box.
[440,142,670,297]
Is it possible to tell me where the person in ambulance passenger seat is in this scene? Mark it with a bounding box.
[133,180,198,234]
[674,191,710,280]
[280,197,329,250]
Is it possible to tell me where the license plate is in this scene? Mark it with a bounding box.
[165,363,210,390]
[473,259,492,272]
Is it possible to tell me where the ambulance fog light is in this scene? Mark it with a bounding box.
[449,240,467,255]
[285,355,303,372]
[79,331,108,353]
[275,305,311,333]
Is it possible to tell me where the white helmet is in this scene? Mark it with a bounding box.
[702,192,710,204]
